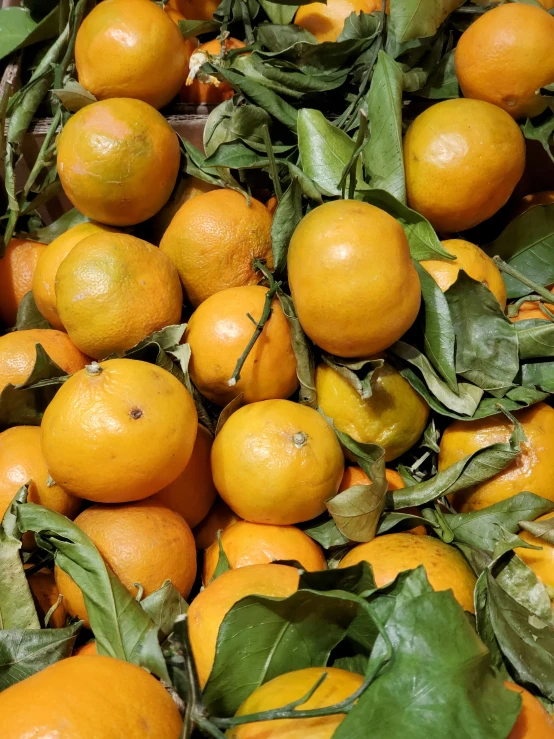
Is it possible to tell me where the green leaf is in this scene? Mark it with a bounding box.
[26,208,89,244]
[178,19,220,39]
[363,51,406,203]
[519,516,554,545]
[389,0,464,43]
[140,581,188,639]
[209,532,232,582]
[496,555,554,627]
[300,515,351,549]
[51,80,96,112]
[516,320,554,360]
[204,140,273,169]
[418,48,459,99]
[259,0,298,24]
[17,504,154,663]
[521,359,554,390]
[15,291,51,331]
[0,8,37,62]
[271,180,302,274]
[522,111,554,163]
[298,561,376,596]
[138,626,171,684]
[322,355,383,400]
[234,54,348,97]
[276,290,317,407]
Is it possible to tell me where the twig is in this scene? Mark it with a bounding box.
[262,124,282,202]
[493,256,554,305]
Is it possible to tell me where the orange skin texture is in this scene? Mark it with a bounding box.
[55,500,196,627]
[148,176,218,245]
[41,358,198,503]
[27,568,67,629]
[32,222,113,330]
[288,200,420,357]
[509,300,554,323]
[160,189,273,308]
[211,399,344,525]
[340,533,476,613]
[514,510,554,591]
[188,563,300,686]
[203,520,327,583]
[0,329,87,394]
[152,424,217,528]
[181,38,246,105]
[75,0,189,109]
[185,286,298,406]
[265,196,278,216]
[439,403,554,512]
[505,682,554,738]
[421,239,507,309]
[0,238,45,327]
[74,640,98,656]
[0,655,182,739]
[295,0,380,42]
[55,232,182,360]
[229,667,364,739]
[174,0,220,20]
[194,498,241,549]
[57,98,180,227]
[404,99,526,233]
[455,4,554,120]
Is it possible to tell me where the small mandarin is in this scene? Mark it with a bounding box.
[0,238,45,327]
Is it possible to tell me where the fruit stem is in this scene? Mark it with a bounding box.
[85,361,103,375]
[493,257,554,306]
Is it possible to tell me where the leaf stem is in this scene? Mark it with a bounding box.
[240,0,255,46]
[262,124,282,202]
[493,256,554,305]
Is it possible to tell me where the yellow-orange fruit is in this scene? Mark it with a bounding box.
[160,189,273,307]
[287,200,420,357]
[455,4,554,120]
[181,38,245,104]
[55,500,197,628]
[55,232,182,359]
[404,99,525,233]
[202,520,326,583]
[57,98,180,226]
[185,286,298,406]
[193,498,241,549]
[0,238,45,327]
[295,0,379,42]
[0,655,182,738]
[75,0,189,109]
[174,0,220,20]
[74,640,97,656]
[439,403,554,512]
[188,564,299,686]
[27,568,67,628]
[505,681,554,738]
[514,511,554,591]
[211,399,344,525]
[509,300,554,323]
[41,358,198,503]
[147,176,218,245]
[340,533,476,612]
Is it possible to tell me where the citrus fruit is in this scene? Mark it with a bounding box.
[0,329,87,394]
[174,0,220,20]
[57,98,180,226]
[229,667,364,739]
[509,300,554,323]
[188,563,300,686]
[182,38,245,104]
[420,239,507,309]
[0,655,182,738]
[202,520,326,583]
[505,681,554,738]
[41,358,198,503]
[287,200,421,357]
[295,0,379,42]
[439,403,554,512]
[194,498,241,549]
[160,189,273,307]
[211,399,344,525]
[404,99,525,233]
[55,500,196,627]
[514,511,554,591]
[514,191,554,218]
[0,238,45,327]
[147,176,218,245]
[455,4,554,120]
[339,532,476,612]
[316,361,429,461]
[55,232,182,359]
[74,640,97,656]
[185,285,298,406]
[27,568,66,628]
[32,222,113,331]
[152,423,217,528]
[75,0,189,109]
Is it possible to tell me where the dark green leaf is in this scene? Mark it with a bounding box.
[496,555,554,627]
[259,0,298,24]
[389,0,464,43]
[522,112,554,163]
[521,359,554,390]
[519,516,554,544]
[516,320,554,360]
[138,627,171,684]
[234,54,348,97]
[276,290,316,407]
[15,291,51,331]
[298,561,376,596]
[209,532,232,582]
[26,208,89,244]
[419,48,459,99]
[140,581,188,639]
[51,80,96,112]
[178,19,220,38]
[271,180,302,274]
[377,511,428,534]
[204,140,272,169]
[300,515,351,549]
[0,8,37,61]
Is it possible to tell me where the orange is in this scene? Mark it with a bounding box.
[41,358,198,503]
[288,200,420,357]
[152,424,217,528]
[295,0,379,42]
[57,98,180,226]
[0,655,182,738]
[202,520,326,583]
[27,567,67,628]
[55,500,196,627]
[212,399,344,525]
[439,403,554,512]
[0,329,87,394]
[181,38,245,105]
[455,4,554,120]
[160,189,273,307]
[266,196,278,216]
[229,667,364,739]
[316,361,429,461]
[188,563,299,686]
[404,99,525,233]
[0,238,45,327]
[340,533,476,612]
[32,222,113,331]
[174,0,220,20]
[75,0,189,109]
[74,640,98,656]
[506,682,554,738]
[194,498,241,549]
[420,239,507,309]
[185,286,298,406]
[514,511,554,591]
[148,176,218,245]
[514,191,554,218]
[509,300,554,323]
[55,232,182,359]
